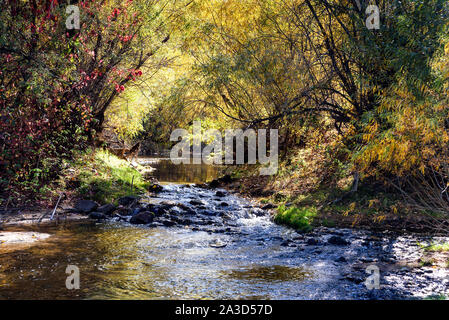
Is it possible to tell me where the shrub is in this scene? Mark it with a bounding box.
[274,205,317,232]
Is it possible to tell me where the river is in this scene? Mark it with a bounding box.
[1,158,449,300]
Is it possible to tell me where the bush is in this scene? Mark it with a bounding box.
[274,205,317,232]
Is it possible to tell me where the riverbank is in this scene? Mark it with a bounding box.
[2,151,448,237]
[206,172,449,236]
[0,149,161,228]
[1,155,449,299]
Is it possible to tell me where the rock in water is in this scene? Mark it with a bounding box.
[161,220,176,227]
[215,190,227,197]
[189,199,204,206]
[169,206,183,215]
[281,240,291,247]
[132,208,142,216]
[209,180,220,188]
[88,212,107,220]
[149,183,163,193]
[262,203,277,210]
[97,204,116,216]
[118,196,139,206]
[150,205,169,216]
[209,239,227,248]
[328,236,350,246]
[116,207,133,216]
[306,238,319,245]
[251,208,266,217]
[74,200,99,214]
[129,212,154,225]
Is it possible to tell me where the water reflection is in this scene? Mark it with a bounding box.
[0,181,363,300]
[0,222,104,300]
[139,158,224,184]
[0,219,314,300]
[225,265,313,282]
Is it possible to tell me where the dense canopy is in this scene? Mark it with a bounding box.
[1,0,449,216]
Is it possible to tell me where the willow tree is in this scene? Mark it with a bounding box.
[71,0,193,136]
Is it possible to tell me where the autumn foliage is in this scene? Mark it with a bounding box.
[0,0,173,202]
[2,0,449,217]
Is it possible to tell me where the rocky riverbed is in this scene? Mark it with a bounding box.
[1,154,449,300]
[24,183,445,300]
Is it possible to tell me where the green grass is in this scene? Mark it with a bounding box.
[424,294,447,300]
[274,205,317,232]
[419,258,436,267]
[65,150,150,204]
[321,218,336,228]
[423,242,449,252]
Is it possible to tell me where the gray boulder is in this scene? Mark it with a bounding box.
[97,204,116,215]
[328,236,350,246]
[116,207,133,216]
[118,196,139,206]
[251,208,266,217]
[129,212,154,225]
[147,204,169,216]
[88,212,107,220]
[215,190,227,197]
[307,238,320,245]
[190,199,204,206]
[74,200,99,214]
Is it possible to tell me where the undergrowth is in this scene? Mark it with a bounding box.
[59,149,150,204]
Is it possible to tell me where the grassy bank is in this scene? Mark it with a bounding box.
[234,177,436,234]
[225,146,447,234]
[274,205,317,232]
[57,149,152,205]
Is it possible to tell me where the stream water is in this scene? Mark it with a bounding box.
[1,159,449,300]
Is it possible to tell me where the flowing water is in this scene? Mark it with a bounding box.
[1,159,449,300]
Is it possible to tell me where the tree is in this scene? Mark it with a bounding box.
[0,0,191,200]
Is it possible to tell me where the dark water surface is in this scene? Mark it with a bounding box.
[139,157,225,184]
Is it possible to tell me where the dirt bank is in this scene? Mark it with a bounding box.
[205,175,449,236]
[0,209,88,228]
